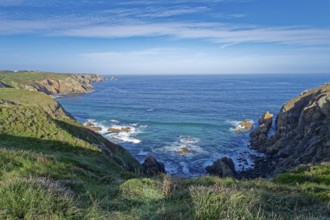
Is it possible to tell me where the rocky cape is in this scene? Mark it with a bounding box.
[24,74,104,95]
[207,83,330,178]
[0,70,104,95]
[0,71,166,177]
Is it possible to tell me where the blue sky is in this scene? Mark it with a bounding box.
[0,0,330,74]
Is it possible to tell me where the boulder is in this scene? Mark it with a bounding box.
[85,122,102,132]
[177,147,191,155]
[108,127,131,133]
[234,119,253,133]
[142,155,166,177]
[88,126,102,132]
[205,157,237,177]
[239,119,254,130]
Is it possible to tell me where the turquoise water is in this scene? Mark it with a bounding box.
[57,74,329,177]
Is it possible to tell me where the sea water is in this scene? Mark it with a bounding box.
[57,74,329,177]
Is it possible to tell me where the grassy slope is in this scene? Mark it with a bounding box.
[0,88,329,219]
[0,70,70,88]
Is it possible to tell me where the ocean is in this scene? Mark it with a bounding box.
[57,74,329,177]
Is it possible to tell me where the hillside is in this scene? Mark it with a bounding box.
[0,70,103,95]
[0,87,329,218]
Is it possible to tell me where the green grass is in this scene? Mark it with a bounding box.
[0,88,329,219]
[275,165,330,201]
[0,70,70,89]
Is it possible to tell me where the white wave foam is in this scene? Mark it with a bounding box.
[85,119,146,144]
[146,108,154,112]
[84,119,109,133]
[50,94,63,99]
[137,150,149,156]
[110,119,120,124]
[106,125,140,143]
[227,119,254,133]
[110,132,141,144]
[156,135,206,155]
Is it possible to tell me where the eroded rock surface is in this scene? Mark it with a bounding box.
[247,83,330,177]
[249,111,273,152]
[205,157,237,177]
[142,155,166,177]
[25,74,104,95]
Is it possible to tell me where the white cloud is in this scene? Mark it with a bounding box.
[1,0,328,47]
[58,22,330,46]
[76,47,330,74]
[1,15,329,47]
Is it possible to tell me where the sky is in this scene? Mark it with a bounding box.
[0,0,330,75]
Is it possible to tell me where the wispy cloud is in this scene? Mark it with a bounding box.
[59,22,330,46]
[0,0,329,47]
[0,15,329,47]
[78,47,330,74]
[220,41,241,49]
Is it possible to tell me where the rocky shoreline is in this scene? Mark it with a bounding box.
[25,74,104,95]
[2,70,328,179]
[0,70,104,96]
[207,83,330,179]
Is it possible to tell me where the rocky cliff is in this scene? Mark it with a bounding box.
[249,83,330,177]
[24,74,104,95]
[0,71,104,95]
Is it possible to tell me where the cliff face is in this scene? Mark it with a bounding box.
[0,71,104,95]
[24,74,104,95]
[250,83,330,176]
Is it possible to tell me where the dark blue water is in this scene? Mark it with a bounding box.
[57,74,329,177]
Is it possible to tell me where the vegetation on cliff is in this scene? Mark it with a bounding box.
[0,70,103,95]
[0,82,329,218]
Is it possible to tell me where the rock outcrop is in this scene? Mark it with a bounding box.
[249,112,273,151]
[205,157,237,177]
[177,147,191,155]
[142,155,166,177]
[108,127,131,133]
[85,122,102,132]
[25,74,104,95]
[234,119,254,133]
[247,83,330,177]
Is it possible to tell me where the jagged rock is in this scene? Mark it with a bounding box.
[142,155,166,177]
[85,122,95,127]
[108,127,131,133]
[24,74,103,95]
[177,147,191,155]
[233,119,253,133]
[246,83,330,177]
[89,127,102,132]
[249,111,273,151]
[239,119,254,130]
[205,157,237,177]
[85,122,102,132]
[258,112,273,132]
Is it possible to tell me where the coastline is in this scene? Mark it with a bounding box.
[57,75,330,179]
[1,70,329,180]
[0,72,329,219]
